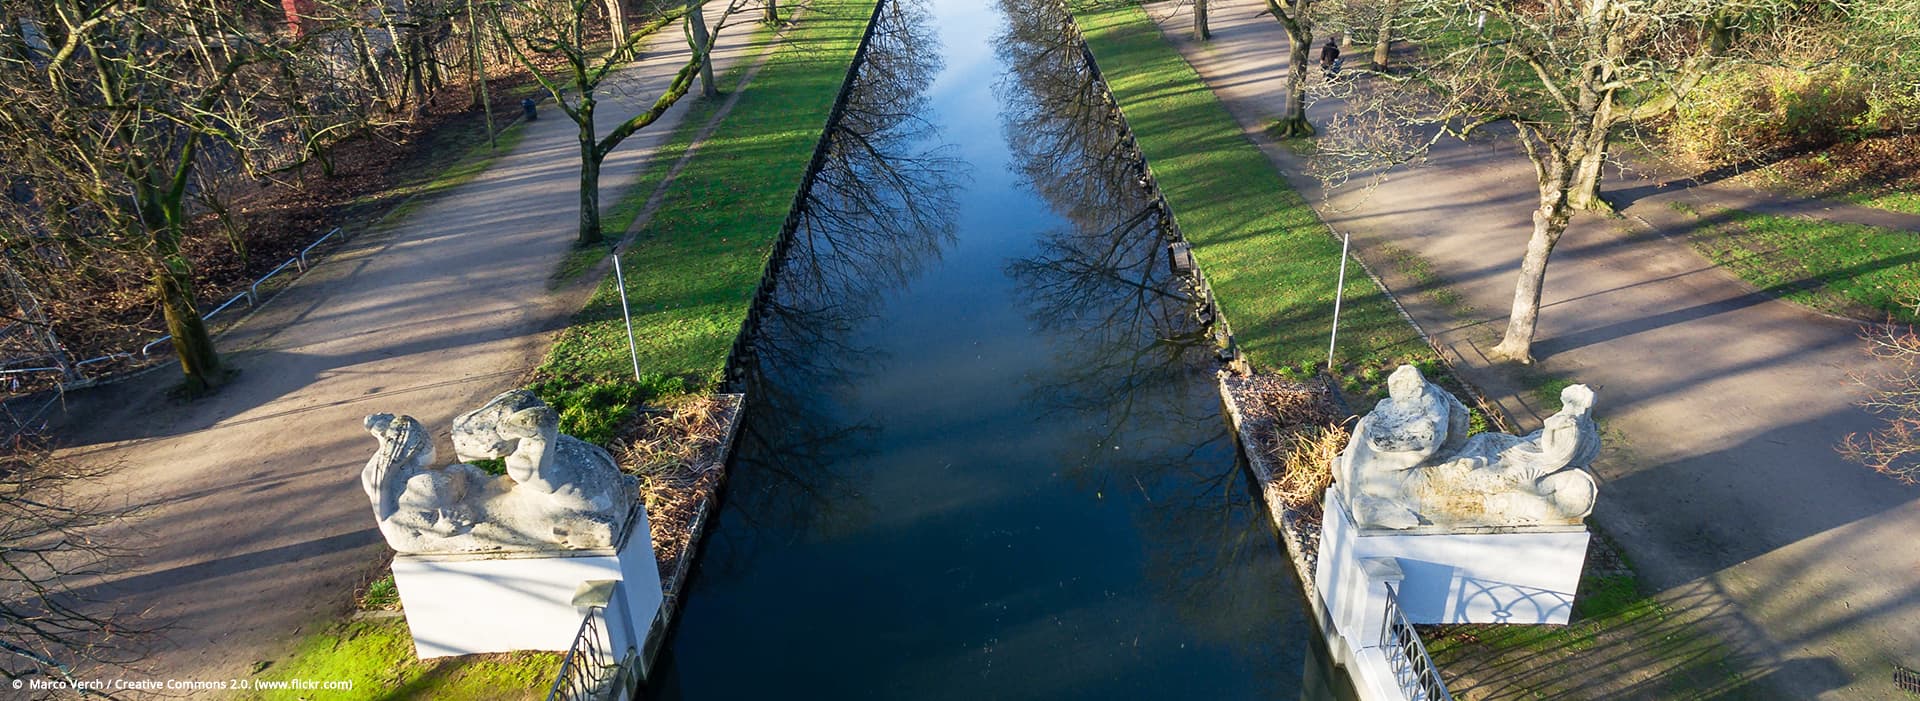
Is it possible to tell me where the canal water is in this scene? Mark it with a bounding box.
[651,0,1340,696]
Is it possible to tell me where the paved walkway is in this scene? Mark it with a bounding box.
[1146,2,1920,698]
[48,5,772,689]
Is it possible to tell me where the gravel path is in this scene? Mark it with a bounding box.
[46,5,773,691]
[1144,2,1920,697]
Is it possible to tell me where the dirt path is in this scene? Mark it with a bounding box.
[46,5,777,690]
[1143,2,1920,698]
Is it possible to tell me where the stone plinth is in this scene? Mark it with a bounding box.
[1316,486,1589,629]
[391,506,662,659]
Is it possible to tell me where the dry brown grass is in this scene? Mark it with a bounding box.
[1268,423,1348,517]
[613,394,738,583]
[1225,373,1350,523]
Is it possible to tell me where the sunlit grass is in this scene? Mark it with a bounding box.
[237,619,558,700]
[1683,206,1920,322]
[552,10,788,286]
[1069,0,1428,378]
[533,0,878,432]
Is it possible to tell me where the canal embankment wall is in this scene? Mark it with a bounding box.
[517,0,887,680]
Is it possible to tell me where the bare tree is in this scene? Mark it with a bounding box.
[1264,0,1319,137]
[1195,0,1210,40]
[0,443,141,687]
[1844,318,1920,484]
[1326,0,1400,68]
[0,0,324,392]
[492,0,742,245]
[686,0,717,97]
[1317,0,1794,362]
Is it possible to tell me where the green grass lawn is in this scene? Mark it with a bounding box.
[237,619,559,700]
[1068,0,1428,379]
[1683,206,1920,322]
[551,7,789,286]
[1847,188,1920,215]
[532,0,879,436]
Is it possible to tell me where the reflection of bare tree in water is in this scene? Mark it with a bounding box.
[995,0,1298,684]
[998,0,1210,451]
[701,0,962,574]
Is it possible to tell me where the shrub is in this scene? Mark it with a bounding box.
[1667,64,1872,166]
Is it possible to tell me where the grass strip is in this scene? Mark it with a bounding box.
[237,618,559,700]
[1074,4,1756,697]
[551,7,790,285]
[1685,206,1920,322]
[532,0,879,440]
[1067,0,1427,380]
[242,8,869,690]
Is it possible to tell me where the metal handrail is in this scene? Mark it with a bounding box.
[298,227,343,270]
[546,607,634,701]
[253,259,299,299]
[106,226,345,369]
[205,292,254,322]
[140,335,173,358]
[1381,583,1455,701]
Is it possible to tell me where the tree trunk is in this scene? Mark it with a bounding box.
[577,102,604,245]
[1490,158,1575,364]
[351,27,392,108]
[156,264,222,393]
[381,5,415,110]
[605,0,629,58]
[689,0,717,98]
[1195,0,1210,40]
[1372,0,1395,68]
[468,0,495,146]
[1567,92,1615,211]
[144,183,223,391]
[1272,23,1314,138]
[765,0,779,25]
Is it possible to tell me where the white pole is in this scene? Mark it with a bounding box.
[612,253,643,383]
[1327,231,1351,374]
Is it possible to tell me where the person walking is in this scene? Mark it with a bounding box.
[1320,36,1342,76]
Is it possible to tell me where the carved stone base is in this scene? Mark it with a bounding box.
[1315,488,1589,628]
[391,506,663,659]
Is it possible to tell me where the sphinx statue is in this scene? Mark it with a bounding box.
[361,391,639,554]
[1334,365,1599,530]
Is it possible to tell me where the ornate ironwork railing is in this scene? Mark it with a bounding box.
[547,607,635,701]
[1381,584,1455,701]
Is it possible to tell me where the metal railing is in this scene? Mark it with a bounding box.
[1381,583,1454,701]
[2,227,348,385]
[547,607,636,701]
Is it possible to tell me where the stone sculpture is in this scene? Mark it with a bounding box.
[1335,365,1599,530]
[362,390,638,554]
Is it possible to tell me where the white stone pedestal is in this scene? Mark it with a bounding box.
[1316,487,1589,629]
[390,508,663,659]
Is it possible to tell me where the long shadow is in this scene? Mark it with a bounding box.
[1605,148,1820,212]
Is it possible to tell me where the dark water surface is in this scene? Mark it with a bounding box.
[651,0,1330,697]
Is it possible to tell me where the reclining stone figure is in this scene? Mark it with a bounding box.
[361,390,638,554]
[1334,365,1599,530]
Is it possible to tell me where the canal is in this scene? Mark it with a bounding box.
[651,0,1337,696]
